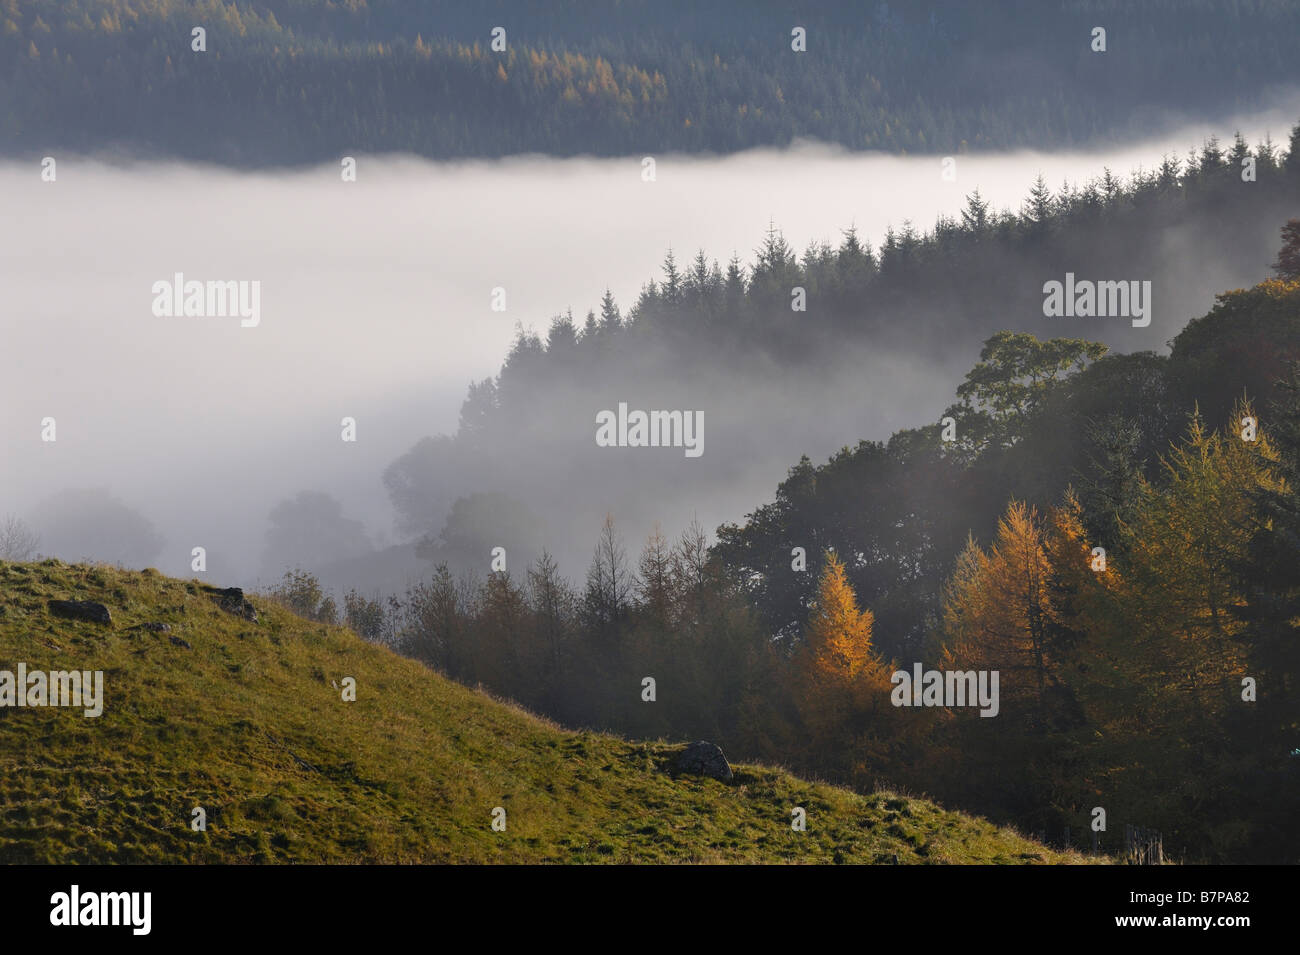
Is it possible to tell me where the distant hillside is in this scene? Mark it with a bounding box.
[0,559,1092,864]
[3,0,1299,163]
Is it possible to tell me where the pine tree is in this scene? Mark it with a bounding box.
[723,253,746,317]
[1199,135,1226,180]
[660,250,682,307]
[546,310,578,352]
[598,288,621,332]
[1255,136,1280,176]
[960,189,990,234]
[1228,132,1251,176]
[687,249,710,303]
[1274,219,1300,280]
[1024,174,1053,233]
[1156,154,1181,191]
[1284,123,1300,180]
[755,223,795,276]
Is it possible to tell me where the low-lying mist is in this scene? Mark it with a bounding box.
[3,99,1297,595]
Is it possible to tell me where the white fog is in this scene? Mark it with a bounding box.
[2,99,1298,586]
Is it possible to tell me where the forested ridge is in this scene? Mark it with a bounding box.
[375,125,1300,584]
[297,223,1300,863]
[4,0,1300,162]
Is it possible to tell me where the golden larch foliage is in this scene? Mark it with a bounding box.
[805,551,878,681]
[941,500,1065,709]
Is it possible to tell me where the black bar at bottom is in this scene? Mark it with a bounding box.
[0,863,1282,942]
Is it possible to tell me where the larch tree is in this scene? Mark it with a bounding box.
[941,500,1066,715]
[583,513,634,631]
[796,551,889,741]
[1093,403,1281,852]
[803,550,878,682]
[636,524,673,625]
[934,497,1094,826]
[1117,404,1275,675]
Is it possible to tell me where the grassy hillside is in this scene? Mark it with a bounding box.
[0,559,1092,864]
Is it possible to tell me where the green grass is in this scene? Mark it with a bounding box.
[0,559,1097,864]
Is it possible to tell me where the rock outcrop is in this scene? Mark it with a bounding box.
[47,599,112,625]
[674,741,734,781]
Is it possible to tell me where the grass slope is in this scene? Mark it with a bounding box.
[0,560,1093,864]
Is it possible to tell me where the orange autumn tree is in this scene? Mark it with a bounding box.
[940,500,1070,719]
[805,551,877,679]
[931,496,1099,822]
[936,492,1112,695]
[795,551,891,745]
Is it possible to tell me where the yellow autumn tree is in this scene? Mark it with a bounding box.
[941,500,1067,717]
[931,496,1103,818]
[805,551,877,679]
[796,551,888,739]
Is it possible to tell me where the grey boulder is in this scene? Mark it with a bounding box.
[48,599,112,625]
[674,740,734,781]
[206,586,258,623]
